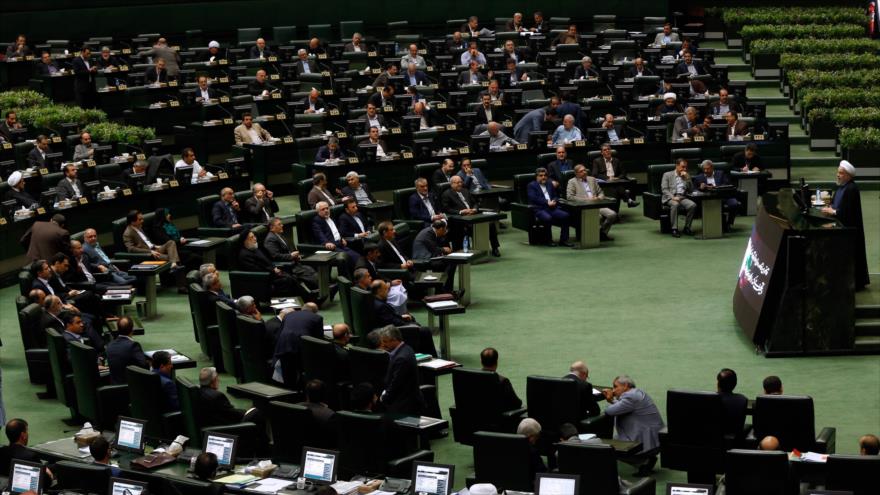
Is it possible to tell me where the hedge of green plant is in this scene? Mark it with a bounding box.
[750,38,879,56]
[788,69,880,95]
[800,88,880,113]
[0,90,50,114]
[740,24,865,41]
[808,107,880,129]
[84,122,156,145]
[779,53,880,72]
[723,7,866,28]
[15,105,107,130]
[839,127,880,150]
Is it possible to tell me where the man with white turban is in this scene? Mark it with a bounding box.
[4,171,38,208]
[822,160,869,290]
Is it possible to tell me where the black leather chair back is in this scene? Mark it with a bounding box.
[513,173,534,203]
[297,178,314,211]
[267,401,317,462]
[753,395,817,452]
[337,276,354,328]
[300,335,341,408]
[556,442,622,495]
[196,195,219,227]
[723,449,792,495]
[235,314,271,383]
[54,460,110,494]
[295,208,319,244]
[349,286,376,337]
[393,187,417,220]
[18,302,45,350]
[215,301,239,377]
[163,477,223,495]
[473,431,533,492]
[451,368,515,445]
[336,411,395,477]
[661,389,727,475]
[68,341,103,424]
[175,375,203,442]
[126,365,170,440]
[189,283,212,357]
[46,328,75,409]
[526,376,582,434]
[18,269,33,297]
[826,454,880,495]
[348,345,389,391]
[646,163,675,194]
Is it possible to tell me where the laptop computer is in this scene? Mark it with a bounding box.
[202,431,238,470]
[108,476,148,495]
[666,483,714,495]
[412,461,454,495]
[535,473,579,495]
[114,416,147,455]
[8,459,44,494]
[300,446,339,485]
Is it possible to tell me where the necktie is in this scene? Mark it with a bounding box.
[79,259,95,282]
[422,196,435,217]
[457,192,470,209]
[354,215,365,232]
[227,203,238,223]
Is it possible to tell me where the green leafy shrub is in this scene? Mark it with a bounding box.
[788,69,880,94]
[800,89,880,112]
[839,127,880,150]
[741,24,865,41]
[84,122,156,145]
[0,90,50,114]
[750,38,879,55]
[723,7,867,28]
[779,53,880,71]
[15,105,107,130]
[808,107,880,128]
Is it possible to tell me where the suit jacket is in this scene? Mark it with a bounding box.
[315,145,347,162]
[55,177,87,201]
[383,343,424,415]
[343,42,369,53]
[142,45,180,75]
[505,20,525,31]
[156,370,180,412]
[211,200,240,227]
[441,187,478,214]
[27,147,46,168]
[303,401,336,427]
[709,100,742,115]
[311,216,344,246]
[73,143,97,161]
[731,151,763,171]
[456,169,490,192]
[562,373,600,417]
[475,105,495,126]
[661,170,693,203]
[604,387,665,453]
[408,191,440,225]
[547,159,574,185]
[307,186,338,209]
[106,336,148,384]
[355,257,380,280]
[692,170,730,189]
[494,372,523,411]
[243,196,278,224]
[295,59,318,76]
[249,80,277,96]
[725,120,749,138]
[378,238,409,269]
[302,96,326,113]
[273,309,324,359]
[512,108,546,143]
[340,184,375,204]
[432,168,453,187]
[719,391,748,438]
[591,156,626,180]
[672,115,702,138]
[628,66,654,78]
[458,70,487,86]
[526,180,561,212]
[0,444,43,474]
[412,226,447,260]
[123,225,157,253]
[239,246,276,273]
[249,46,275,59]
[144,67,168,83]
[338,211,371,238]
[371,71,394,89]
[264,231,295,261]
[653,32,681,45]
[234,123,272,145]
[198,387,246,427]
[4,188,37,208]
[574,66,599,79]
[373,298,407,326]
[676,60,706,76]
[566,176,605,201]
[36,61,61,76]
[24,220,70,261]
[402,70,430,87]
[71,56,96,90]
[361,113,387,130]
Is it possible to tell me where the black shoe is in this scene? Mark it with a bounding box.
[328,283,339,301]
[600,232,613,241]
[634,457,657,477]
[314,295,329,308]
[452,288,466,300]
[683,227,694,236]
[672,229,681,238]
[491,248,501,257]
[559,241,575,247]
[627,200,640,208]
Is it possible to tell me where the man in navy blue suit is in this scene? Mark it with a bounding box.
[408,178,445,227]
[312,201,360,273]
[105,316,148,384]
[338,198,373,248]
[377,325,424,415]
[527,167,573,247]
[692,160,738,232]
[403,63,430,87]
[547,146,574,189]
[211,187,244,230]
[676,51,706,78]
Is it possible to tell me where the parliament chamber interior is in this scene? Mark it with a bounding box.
[0,0,878,494]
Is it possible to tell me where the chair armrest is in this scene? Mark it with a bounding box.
[197,227,234,237]
[114,252,152,262]
[501,407,528,432]
[203,422,259,438]
[579,413,613,438]
[68,281,96,291]
[501,407,527,419]
[109,259,132,271]
[815,427,836,454]
[395,219,427,231]
[297,242,326,255]
[642,192,663,220]
[622,476,656,495]
[161,411,184,440]
[377,268,410,281]
[387,450,434,477]
[25,348,49,361]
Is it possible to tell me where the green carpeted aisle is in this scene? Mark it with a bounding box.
[1,192,878,494]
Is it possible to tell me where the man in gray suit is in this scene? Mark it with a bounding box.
[661,158,696,237]
[565,164,617,240]
[653,23,680,46]
[602,375,664,476]
[72,132,98,161]
[140,37,180,77]
[672,106,703,141]
[55,164,87,202]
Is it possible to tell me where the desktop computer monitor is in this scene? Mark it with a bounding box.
[412,462,454,495]
[300,447,339,485]
[202,432,238,469]
[535,473,579,495]
[108,477,148,495]
[666,483,714,495]
[115,416,147,454]
[9,459,44,494]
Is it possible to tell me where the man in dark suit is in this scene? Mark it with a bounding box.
[692,160,738,231]
[402,63,430,87]
[338,198,373,242]
[4,171,37,209]
[312,201,360,273]
[376,222,413,271]
[361,102,388,131]
[591,144,639,207]
[411,220,456,293]
[301,379,336,432]
[249,38,274,59]
[821,161,869,290]
[343,33,369,53]
[409,178,445,227]
[599,113,629,143]
[724,111,749,140]
[574,56,599,79]
[27,134,50,169]
[432,159,456,187]
[676,51,706,78]
[144,58,168,84]
[56,163,87,202]
[249,69,277,97]
[197,366,252,427]
[315,137,347,162]
[527,168,573,247]
[628,58,653,78]
[341,172,376,205]
[71,46,97,108]
[0,110,23,143]
[294,49,318,76]
[475,94,496,131]
[203,271,236,307]
[302,88,325,114]
[264,217,319,291]
[106,316,148,384]
[505,13,525,32]
[481,347,522,411]
[563,361,601,418]
[732,143,763,172]
[710,88,742,116]
[547,146,573,189]
[441,175,500,256]
[243,183,278,224]
[371,64,398,90]
[273,303,324,385]
[377,326,424,415]
[458,60,486,86]
[0,419,48,476]
[239,228,312,300]
[151,351,180,412]
[211,187,243,230]
[447,32,467,52]
[195,75,221,103]
[716,368,748,439]
[36,51,61,76]
[368,85,395,110]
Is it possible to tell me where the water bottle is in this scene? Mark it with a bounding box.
[816,186,821,205]
[462,236,470,253]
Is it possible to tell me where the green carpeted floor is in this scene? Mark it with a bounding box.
[1,191,878,494]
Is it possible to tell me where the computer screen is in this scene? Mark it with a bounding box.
[115,416,146,454]
[109,477,147,495]
[412,462,454,495]
[535,474,579,495]
[9,460,43,494]
[807,491,852,495]
[666,483,713,495]
[300,447,339,484]
[203,432,238,468]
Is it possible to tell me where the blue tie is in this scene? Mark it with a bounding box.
[227,204,238,224]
